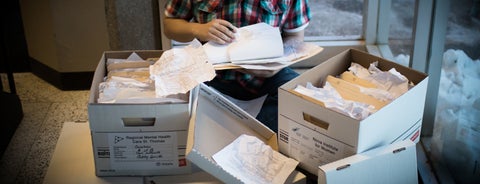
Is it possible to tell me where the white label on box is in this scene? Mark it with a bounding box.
[283,119,355,173]
[107,132,179,170]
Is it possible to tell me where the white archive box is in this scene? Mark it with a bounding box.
[318,140,418,184]
[88,50,192,132]
[185,83,307,184]
[278,49,428,175]
[87,50,193,176]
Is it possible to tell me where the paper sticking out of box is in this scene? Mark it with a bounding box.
[106,52,152,71]
[291,61,414,120]
[292,81,374,120]
[326,75,388,110]
[98,52,157,103]
[186,83,305,184]
[150,39,216,97]
[212,134,299,184]
[318,140,418,184]
[349,62,411,99]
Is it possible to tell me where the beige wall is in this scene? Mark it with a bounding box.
[20,0,59,70]
[20,0,110,72]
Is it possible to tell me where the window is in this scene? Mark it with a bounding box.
[308,0,480,182]
[429,0,480,183]
[388,0,415,66]
[305,0,363,40]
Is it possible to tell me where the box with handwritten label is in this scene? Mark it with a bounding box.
[278,49,428,175]
[87,51,192,176]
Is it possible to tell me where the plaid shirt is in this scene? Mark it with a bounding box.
[165,0,311,93]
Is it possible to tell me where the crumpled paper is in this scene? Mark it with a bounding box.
[150,39,216,97]
[294,82,376,120]
[212,134,299,184]
[98,76,155,103]
[349,62,412,98]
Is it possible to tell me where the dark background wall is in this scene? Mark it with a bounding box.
[1,0,30,73]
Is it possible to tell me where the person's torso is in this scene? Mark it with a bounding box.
[191,0,291,28]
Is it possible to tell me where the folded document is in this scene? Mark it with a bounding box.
[203,23,323,71]
[203,23,284,64]
[293,62,413,120]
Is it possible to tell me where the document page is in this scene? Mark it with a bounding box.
[203,22,324,71]
[212,134,298,184]
[203,23,284,64]
[150,39,216,97]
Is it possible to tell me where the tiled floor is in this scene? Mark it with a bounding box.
[0,73,90,184]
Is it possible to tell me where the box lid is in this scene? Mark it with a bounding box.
[186,83,279,183]
[318,140,417,184]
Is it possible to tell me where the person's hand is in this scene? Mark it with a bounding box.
[236,68,281,78]
[194,19,237,44]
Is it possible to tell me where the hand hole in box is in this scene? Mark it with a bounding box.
[121,117,155,126]
[302,112,329,130]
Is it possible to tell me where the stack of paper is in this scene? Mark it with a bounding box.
[293,62,414,120]
[203,23,323,71]
[97,51,200,104]
[203,23,284,64]
[98,52,158,103]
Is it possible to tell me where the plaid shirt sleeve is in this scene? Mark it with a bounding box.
[282,0,311,32]
[165,0,193,20]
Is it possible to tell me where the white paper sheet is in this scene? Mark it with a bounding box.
[212,134,299,184]
[349,62,412,98]
[292,62,415,120]
[126,52,143,61]
[98,70,157,103]
[203,22,324,71]
[214,42,323,71]
[294,82,375,120]
[98,76,187,104]
[106,52,144,65]
[150,39,216,97]
[228,23,284,62]
[203,23,284,64]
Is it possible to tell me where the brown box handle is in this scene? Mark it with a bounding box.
[303,112,329,130]
[121,117,155,126]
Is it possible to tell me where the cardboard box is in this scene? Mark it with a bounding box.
[318,140,418,184]
[278,49,428,175]
[185,83,306,184]
[88,50,191,132]
[87,50,192,176]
